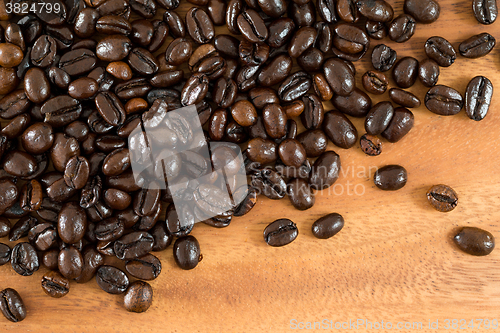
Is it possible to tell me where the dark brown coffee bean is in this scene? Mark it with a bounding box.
[0,67,19,95]
[64,156,89,190]
[426,184,458,212]
[58,202,87,244]
[472,0,497,24]
[392,57,419,88]
[332,88,372,118]
[231,100,258,127]
[371,44,397,72]
[96,265,129,294]
[418,58,440,87]
[425,37,456,67]
[360,134,382,156]
[404,0,440,23]
[388,14,416,43]
[312,213,344,239]
[0,217,10,238]
[374,165,407,191]
[332,22,369,61]
[453,227,495,256]
[278,139,306,168]
[356,0,393,22]
[3,150,37,177]
[365,101,394,135]
[459,33,496,58]
[74,246,104,283]
[0,90,31,119]
[337,0,360,23]
[11,242,39,276]
[312,73,333,101]
[251,167,286,199]
[425,85,464,116]
[19,180,42,212]
[24,68,50,104]
[465,76,493,121]
[287,178,314,210]
[0,288,26,322]
[297,129,328,158]
[389,88,421,108]
[28,223,57,251]
[0,243,10,265]
[96,35,132,61]
[362,70,388,95]
[263,104,287,139]
[125,254,161,280]
[246,138,277,164]
[9,216,38,242]
[173,235,201,270]
[41,272,70,298]
[186,8,215,44]
[323,58,355,97]
[258,54,293,87]
[301,93,324,129]
[309,151,341,190]
[322,111,358,149]
[381,107,414,142]
[123,281,153,313]
[264,219,298,247]
[237,8,268,43]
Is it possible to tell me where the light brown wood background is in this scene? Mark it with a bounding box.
[1,0,500,331]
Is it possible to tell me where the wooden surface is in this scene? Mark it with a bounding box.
[2,0,500,332]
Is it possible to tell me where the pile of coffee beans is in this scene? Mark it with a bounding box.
[0,0,496,319]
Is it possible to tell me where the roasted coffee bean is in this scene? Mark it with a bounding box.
[389,88,421,108]
[332,88,372,118]
[297,129,328,158]
[165,204,194,237]
[301,93,324,129]
[50,133,80,172]
[96,35,132,61]
[388,14,416,43]
[465,76,493,121]
[0,218,10,238]
[41,272,70,298]
[360,133,382,156]
[425,85,464,116]
[454,227,495,256]
[473,0,497,24]
[127,48,158,75]
[95,92,126,127]
[75,246,104,283]
[124,281,153,313]
[186,8,215,44]
[381,107,414,142]
[237,8,268,42]
[96,15,132,35]
[68,77,99,100]
[337,0,360,23]
[163,10,185,38]
[418,59,440,87]
[95,217,124,242]
[181,73,209,106]
[3,150,37,177]
[248,87,279,109]
[312,213,344,239]
[259,0,287,18]
[258,54,292,87]
[5,23,25,52]
[426,184,458,212]
[268,18,295,48]
[114,78,152,100]
[278,139,306,168]
[173,235,201,270]
[287,178,314,210]
[24,68,50,104]
[263,104,287,139]
[323,58,355,97]
[404,0,440,23]
[0,289,26,322]
[0,90,31,119]
[0,43,23,68]
[459,33,496,58]
[59,49,97,76]
[231,100,258,127]
[208,108,228,140]
[239,40,269,66]
[31,35,57,68]
[36,198,62,223]
[312,73,333,101]
[332,22,369,61]
[11,242,39,276]
[9,216,38,242]
[233,186,257,217]
[288,27,316,58]
[96,265,129,294]
[133,184,160,217]
[371,44,397,72]
[114,231,154,260]
[424,37,456,67]
[74,9,100,38]
[42,249,59,270]
[207,0,226,25]
[263,219,298,247]
[0,243,10,265]
[103,188,131,210]
[63,156,89,190]
[251,168,286,199]
[28,223,57,251]
[374,165,407,191]
[309,151,341,190]
[214,34,239,58]
[318,0,338,22]
[296,47,324,72]
[365,21,386,41]
[58,202,87,244]
[356,0,393,22]
[125,254,161,280]
[392,57,419,88]
[48,67,71,89]
[323,111,358,149]
[314,22,332,53]
[0,67,19,95]
[362,70,388,95]
[150,70,183,88]
[246,138,277,164]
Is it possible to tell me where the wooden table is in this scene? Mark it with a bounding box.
[2,0,500,331]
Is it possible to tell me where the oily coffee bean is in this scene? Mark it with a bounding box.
[365,20,387,40]
[95,92,127,127]
[96,265,129,294]
[473,0,498,24]
[249,87,279,109]
[59,49,97,76]
[237,8,268,43]
[459,33,496,58]
[268,18,295,48]
[465,76,493,121]
[309,151,341,190]
[31,35,57,68]
[297,129,328,158]
[194,183,233,217]
[24,68,50,104]
[124,281,153,313]
[0,67,19,95]
[64,156,90,190]
[453,227,495,256]
[75,246,104,283]
[95,217,124,242]
[58,201,87,244]
[150,70,184,88]
[21,123,53,155]
[360,134,382,156]
[424,37,456,67]
[247,138,277,164]
[287,178,315,210]
[258,54,293,87]
[381,107,414,142]
[165,204,194,237]
[231,100,258,127]
[388,14,416,43]
[41,272,70,298]
[278,71,311,102]
[337,0,360,23]
[125,254,161,280]
[263,104,287,139]
[114,78,151,100]
[208,0,227,25]
[0,43,23,68]
[392,57,419,88]
[322,111,358,149]
[50,133,80,172]
[313,73,333,101]
[301,93,324,129]
[0,217,10,238]
[9,216,38,242]
[96,15,132,35]
[96,35,132,62]
[362,70,389,95]
[374,165,407,191]
[389,88,421,108]
[323,58,355,97]
[127,48,159,75]
[181,73,209,106]
[0,289,26,323]
[209,109,228,140]
[0,90,31,119]
[365,101,394,135]
[332,88,372,118]
[114,231,154,260]
[288,27,317,58]
[418,59,440,87]
[0,243,11,265]
[11,242,39,276]
[2,114,30,140]
[28,223,57,251]
[263,219,298,247]
[404,0,440,23]
[312,213,344,239]
[151,221,173,251]
[3,150,37,177]
[315,22,332,53]
[233,187,258,217]
[214,34,239,57]
[425,85,464,116]
[251,168,286,199]
[332,22,369,61]
[297,47,324,72]
[356,0,393,22]
[41,96,82,128]
[186,8,215,44]
[426,184,458,212]
[278,139,306,168]
[259,0,287,18]
[68,77,99,99]
[318,0,338,23]
[173,235,201,270]
[371,44,397,72]
[130,0,156,19]
[42,249,59,270]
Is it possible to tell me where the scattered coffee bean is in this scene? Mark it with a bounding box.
[124,281,153,313]
[454,227,495,256]
[41,271,70,298]
[0,288,26,322]
[263,219,298,247]
[360,134,382,156]
[312,213,344,239]
[465,76,493,121]
[374,165,408,191]
[426,184,458,212]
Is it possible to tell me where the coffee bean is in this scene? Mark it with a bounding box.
[24,68,50,104]
[381,107,414,142]
[404,0,440,23]
[360,134,382,156]
[0,67,19,95]
[233,186,258,216]
[9,216,38,242]
[258,54,293,87]
[75,246,104,283]
[237,8,268,43]
[365,101,394,135]
[28,222,57,251]
[425,37,456,67]
[332,22,369,61]
[356,0,393,22]
[388,14,416,43]
[11,242,39,276]
[426,184,458,212]
[425,85,464,116]
[173,235,201,270]
[296,129,328,158]
[362,70,388,95]
[454,227,495,256]
[0,90,31,119]
[459,33,496,58]
[263,219,298,247]
[418,59,440,87]
[58,201,87,244]
[309,151,341,190]
[312,213,344,239]
[371,44,397,72]
[337,0,360,23]
[0,218,10,238]
[392,57,419,88]
[0,43,23,68]
[473,0,498,24]
[41,272,70,298]
[389,88,421,108]
[0,288,26,322]
[251,167,287,199]
[114,231,154,260]
[231,100,258,127]
[323,58,355,97]
[323,111,358,149]
[332,88,372,117]
[124,281,153,313]
[268,18,295,48]
[365,20,387,40]
[374,165,407,191]
[287,178,315,210]
[186,8,215,44]
[96,265,130,294]
[465,76,493,121]
[0,243,11,265]
[125,254,161,280]
[96,35,132,62]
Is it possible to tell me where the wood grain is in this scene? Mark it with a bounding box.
[2,0,500,332]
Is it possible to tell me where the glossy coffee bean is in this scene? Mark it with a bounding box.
[0,289,26,322]
[251,168,286,199]
[11,242,39,276]
[186,8,214,44]
[297,129,328,158]
[389,88,421,108]
[287,178,315,210]
[0,67,19,95]
[381,107,414,142]
[323,58,355,97]
[74,246,104,283]
[173,235,201,270]
[312,73,333,101]
[309,151,340,190]
[3,150,38,177]
[459,33,496,58]
[64,156,89,190]
[263,219,298,247]
[425,85,464,116]
[465,76,493,121]
[41,272,70,298]
[388,14,416,43]
[426,184,458,212]
[404,0,440,23]
[312,213,344,239]
[392,57,419,88]
[0,217,10,238]
[332,88,372,118]
[356,0,393,22]
[19,179,42,212]
[323,111,358,149]
[332,22,369,61]
[233,187,257,217]
[301,93,324,129]
[374,165,407,191]
[124,281,153,313]
[278,139,306,168]
[337,0,360,23]
[0,243,10,265]
[0,43,23,67]
[365,101,394,135]
[237,8,268,43]
[96,265,129,294]
[473,0,497,24]
[96,35,132,62]
[258,54,293,87]
[418,59,440,87]
[360,134,382,156]
[268,18,295,48]
[9,216,37,242]
[28,222,57,251]
[114,231,154,260]
[263,104,287,139]
[424,37,456,67]
[24,68,50,103]
[362,70,388,95]
[58,202,87,244]
[0,90,31,119]
[125,254,161,280]
[454,227,495,256]
[50,133,80,172]
[371,44,397,72]
[231,100,258,127]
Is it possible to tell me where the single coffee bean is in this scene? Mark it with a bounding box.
[332,22,369,61]
[322,111,358,149]
[388,14,416,43]
[404,0,440,23]
[186,8,215,44]
[365,101,394,135]
[96,265,129,294]
[392,57,419,88]
[123,281,153,313]
[125,254,161,280]
[208,0,227,25]
[114,231,154,260]
[64,156,90,190]
[0,67,19,95]
[465,76,493,121]
[96,35,132,62]
[259,0,287,18]
[231,100,258,127]
[381,107,414,142]
[425,85,464,116]
[237,8,268,43]
[58,201,87,244]
[453,227,495,256]
[459,33,496,58]
[323,58,355,97]
[9,216,38,242]
[278,71,312,102]
[287,178,315,210]
[366,20,387,40]
[0,289,26,322]
[389,88,421,108]
[0,43,23,67]
[0,180,17,216]
[41,96,83,128]
[331,88,372,117]
[11,242,39,276]
[337,0,360,23]
[360,134,382,156]
[1,114,30,140]
[268,18,295,48]
[0,243,11,265]
[301,93,324,128]
[288,27,317,58]
[425,37,456,67]
[473,0,498,24]
[0,217,10,238]
[356,0,393,22]
[418,59,440,87]
[233,186,258,217]
[278,139,306,168]
[0,90,31,119]
[24,67,50,104]
[173,235,201,270]
[258,54,293,87]
[297,129,328,158]
[263,104,287,139]
[426,184,458,212]
[371,44,397,72]
[41,272,70,298]
[362,70,389,95]
[42,249,59,271]
[263,219,298,247]
[251,167,286,199]
[374,165,407,191]
[28,223,57,251]
[312,73,333,101]
[312,213,344,239]
[309,151,341,190]
[94,217,125,242]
